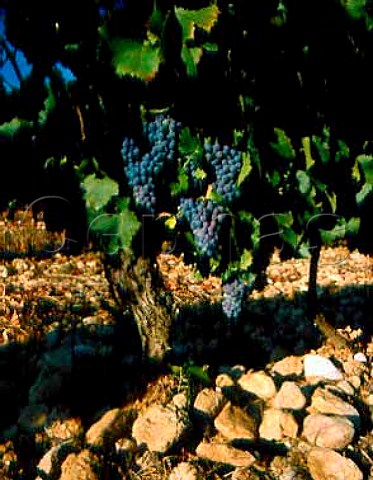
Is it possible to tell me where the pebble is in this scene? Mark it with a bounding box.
[304,354,344,381]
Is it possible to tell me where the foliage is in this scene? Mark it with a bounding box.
[0,0,372,343]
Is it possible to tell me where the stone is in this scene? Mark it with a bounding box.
[272,381,306,410]
[272,356,304,378]
[215,373,235,391]
[45,416,83,445]
[309,387,360,426]
[59,449,100,480]
[259,408,298,441]
[238,371,277,400]
[307,447,363,480]
[196,442,256,468]
[231,468,260,479]
[302,414,355,449]
[132,403,189,453]
[214,402,257,441]
[304,354,343,381]
[169,461,202,480]
[193,388,226,419]
[85,408,123,447]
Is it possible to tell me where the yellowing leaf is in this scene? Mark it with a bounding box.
[301,136,315,170]
[165,215,177,229]
[111,39,161,82]
[175,5,220,41]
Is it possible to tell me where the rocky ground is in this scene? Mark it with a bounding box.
[0,216,372,479]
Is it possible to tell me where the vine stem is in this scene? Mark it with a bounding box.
[307,230,321,322]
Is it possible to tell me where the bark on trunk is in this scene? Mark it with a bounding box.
[103,251,173,364]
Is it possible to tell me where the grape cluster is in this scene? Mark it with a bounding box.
[204,142,242,204]
[179,197,226,257]
[222,278,246,321]
[184,159,206,194]
[121,115,180,213]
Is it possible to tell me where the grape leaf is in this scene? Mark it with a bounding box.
[165,215,177,230]
[38,79,56,126]
[88,213,120,255]
[82,174,119,212]
[195,167,207,180]
[110,39,161,82]
[0,117,32,136]
[356,182,372,206]
[296,170,311,194]
[357,154,373,184]
[179,127,200,155]
[301,136,315,170]
[239,249,253,270]
[270,128,296,160]
[181,45,203,76]
[237,152,252,186]
[117,198,141,251]
[170,169,189,196]
[175,5,220,42]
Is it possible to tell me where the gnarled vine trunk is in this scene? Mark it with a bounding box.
[103,251,173,364]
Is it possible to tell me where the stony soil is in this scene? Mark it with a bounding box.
[0,217,371,479]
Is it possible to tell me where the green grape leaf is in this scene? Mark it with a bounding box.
[117,198,141,251]
[267,169,280,187]
[320,220,347,245]
[88,213,120,254]
[179,127,200,156]
[38,80,56,126]
[275,211,294,228]
[281,228,298,250]
[301,136,315,170]
[335,139,350,163]
[296,170,311,194]
[357,154,373,184]
[175,5,220,42]
[346,217,361,236]
[344,0,366,19]
[237,152,252,186]
[270,128,296,160]
[203,42,218,52]
[81,174,119,212]
[325,190,337,213]
[110,39,161,82]
[0,117,32,136]
[239,249,253,270]
[181,45,203,76]
[312,127,330,164]
[170,169,189,196]
[356,183,373,206]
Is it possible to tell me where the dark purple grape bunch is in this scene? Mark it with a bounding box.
[204,141,242,204]
[222,278,246,322]
[121,115,180,213]
[179,197,226,257]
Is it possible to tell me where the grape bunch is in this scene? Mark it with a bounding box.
[179,197,226,257]
[222,278,246,322]
[184,159,207,195]
[204,142,242,204]
[121,115,180,213]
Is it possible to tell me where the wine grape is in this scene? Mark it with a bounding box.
[121,115,180,213]
[179,197,226,257]
[222,278,246,321]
